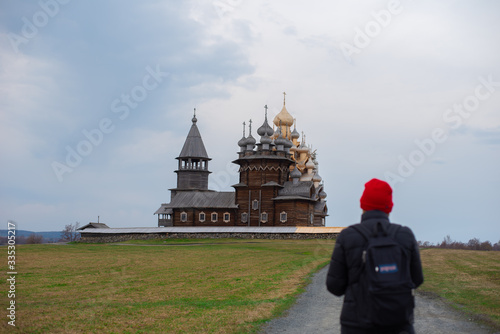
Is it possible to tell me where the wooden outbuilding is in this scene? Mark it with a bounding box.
[77,222,110,230]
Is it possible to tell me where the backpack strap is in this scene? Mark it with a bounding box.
[352,223,381,266]
[351,224,371,280]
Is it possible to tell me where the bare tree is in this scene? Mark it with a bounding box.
[419,237,500,251]
[60,222,81,242]
[420,241,432,248]
[26,233,44,244]
[16,236,27,244]
[480,241,493,251]
[467,238,481,250]
[439,235,454,248]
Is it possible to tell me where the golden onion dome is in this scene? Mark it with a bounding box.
[273,104,294,127]
[306,158,315,169]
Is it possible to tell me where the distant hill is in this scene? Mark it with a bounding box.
[0,230,62,243]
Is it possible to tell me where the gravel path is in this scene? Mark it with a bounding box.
[259,266,499,334]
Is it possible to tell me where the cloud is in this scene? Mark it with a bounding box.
[472,127,500,146]
[453,125,500,146]
[0,0,499,245]
[430,157,446,165]
[0,0,256,228]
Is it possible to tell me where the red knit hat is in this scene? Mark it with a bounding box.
[360,178,393,214]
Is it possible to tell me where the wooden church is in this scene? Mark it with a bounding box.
[155,95,328,227]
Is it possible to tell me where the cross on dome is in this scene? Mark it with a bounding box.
[192,108,197,123]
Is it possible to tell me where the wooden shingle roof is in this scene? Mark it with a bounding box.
[77,222,110,230]
[275,180,315,200]
[177,118,210,159]
[155,191,237,214]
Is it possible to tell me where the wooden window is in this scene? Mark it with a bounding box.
[180,211,188,222]
[280,211,287,223]
[211,212,218,222]
[199,212,205,222]
[252,199,259,210]
[261,212,268,223]
[223,212,230,223]
[241,212,248,223]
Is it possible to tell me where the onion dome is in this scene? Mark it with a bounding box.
[246,120,256,148]
[246,134,256,146]
[290,164,302,184]
[296,142,308,154]
[257,122,273,137]
[275,134,287,147]
[273,93,294,127]
[312,172,322,183]
[319,189,327,200]
[258,105,274,147]
[238,136,247,148]
[261,135,272,144]
[306,158,315,170]
[238,121,247,149]
[274,127,287,148]
[296,132,308,153]
[273,104,294,127]
[291,166,302,179]
[257,106,274,137]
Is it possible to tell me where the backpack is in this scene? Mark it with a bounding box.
[352,222,415,327]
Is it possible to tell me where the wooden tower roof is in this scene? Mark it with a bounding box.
[177,112,210,160]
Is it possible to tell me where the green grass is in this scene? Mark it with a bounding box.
[420,248,500,329]
[0,239,335,333]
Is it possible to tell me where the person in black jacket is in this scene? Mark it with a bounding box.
[326,178,424,334]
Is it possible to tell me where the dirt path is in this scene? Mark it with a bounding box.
[259,266,499,334]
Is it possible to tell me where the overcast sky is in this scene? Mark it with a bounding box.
[1,0,499,244]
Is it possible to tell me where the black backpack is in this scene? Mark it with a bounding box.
[352,222,415,327]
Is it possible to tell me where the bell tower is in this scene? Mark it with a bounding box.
[171,109,212,198]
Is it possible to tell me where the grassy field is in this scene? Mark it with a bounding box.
[419,248,500,328]
[3,240,499,333]
[1,239,335,333]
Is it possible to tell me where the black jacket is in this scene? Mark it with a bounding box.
[326,210,424,329]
